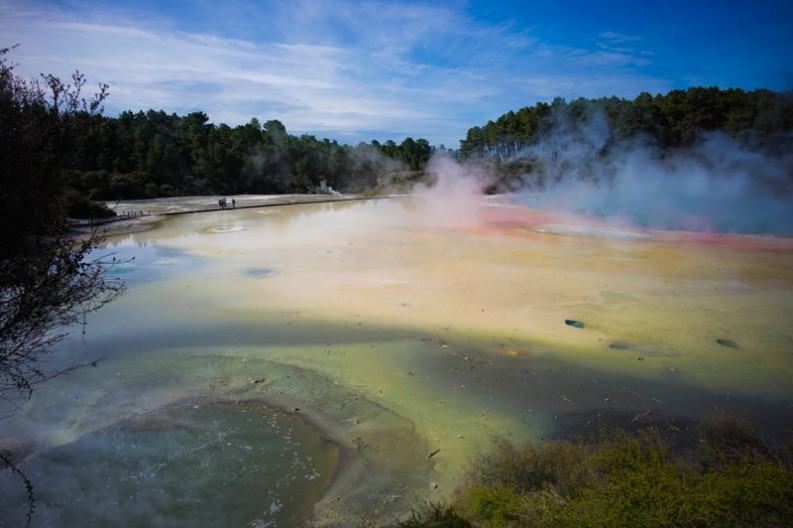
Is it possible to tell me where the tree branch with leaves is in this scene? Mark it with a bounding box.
[1,44,122,402]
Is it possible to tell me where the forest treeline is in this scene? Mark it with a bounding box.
[459,87,793,160]
[65,111,435,204]
[61,86,792,211]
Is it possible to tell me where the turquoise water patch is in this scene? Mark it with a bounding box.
[106,258,137,276]
[97,243,205,285]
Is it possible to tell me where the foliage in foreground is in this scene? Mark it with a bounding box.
[397,414,793,528]
[0,46,124,401]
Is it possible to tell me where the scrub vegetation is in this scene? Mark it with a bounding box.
[395,414,793,528]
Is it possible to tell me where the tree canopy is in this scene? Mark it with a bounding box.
[57,86,793,205]
[459,88,793,159]
[63,111,436,201]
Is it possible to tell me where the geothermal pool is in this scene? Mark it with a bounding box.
[2,194,792,526]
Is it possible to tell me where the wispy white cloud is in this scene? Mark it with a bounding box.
[570,49,652,68]
[592,31,650,65]
[599,31,642,44]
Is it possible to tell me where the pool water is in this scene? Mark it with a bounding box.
[2,195,792,526]
[0,402,336,528]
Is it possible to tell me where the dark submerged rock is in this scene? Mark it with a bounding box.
[246,268,278,278]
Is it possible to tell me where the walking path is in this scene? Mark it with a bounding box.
[69,195,396,239]
[160,195,390,216]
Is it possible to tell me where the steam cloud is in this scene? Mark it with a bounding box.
[513,108,793,235]
[410,153,491,227]
[420,107,793,235]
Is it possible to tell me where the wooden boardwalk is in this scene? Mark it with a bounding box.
[68,209,153,227]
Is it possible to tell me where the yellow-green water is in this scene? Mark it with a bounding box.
[2,195,792,526]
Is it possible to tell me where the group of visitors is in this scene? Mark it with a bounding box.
[218,197,236,209]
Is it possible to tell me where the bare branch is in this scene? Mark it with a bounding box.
[0,451,35,528]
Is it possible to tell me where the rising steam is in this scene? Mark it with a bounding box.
[409,153,491,226]
[420,109,793,235]
[519,127,793,234]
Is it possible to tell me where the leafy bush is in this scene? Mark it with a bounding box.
[63,189,115,218]
[397,504,471,527]
[695,412,770,468]
[456,484,526,528]
[464,435,595,496]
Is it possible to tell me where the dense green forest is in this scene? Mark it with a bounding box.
[460,87,793,159]
[458,87,793,194]
[60,86,792,213]
[65,111,435,203]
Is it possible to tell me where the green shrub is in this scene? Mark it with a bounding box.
[687,456,793,527]
[695,412,770,469]
[456,484,526,528]
[397,504,471,528]
[568,432,692,526]
[464,435,594,496]
[63,189,115,218]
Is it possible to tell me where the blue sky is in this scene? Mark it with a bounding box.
[2,0,791,147]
